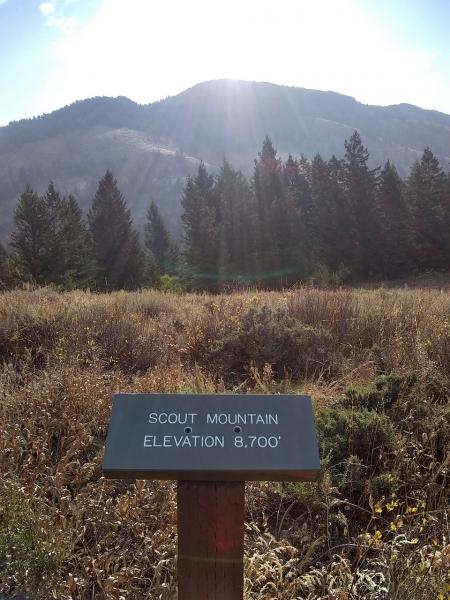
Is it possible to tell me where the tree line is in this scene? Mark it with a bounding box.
[181,132,450,289]
[1,131,449,291]
[0,171,167,291]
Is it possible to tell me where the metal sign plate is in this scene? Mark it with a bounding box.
[103,394,320,481]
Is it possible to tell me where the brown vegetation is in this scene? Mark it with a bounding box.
[0,286,449,599]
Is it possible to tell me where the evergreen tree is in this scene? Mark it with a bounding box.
[181,163,218,290]
[145,201,179,276]
[375,161,411,278]
[88,170,145,290]
[406,149,449,270]
[145,252,161,288]
[307,154,346,272]
[253,137,280,279]
[0,241,9,288]
[57,195,93,288]
[342,131,379,277]
[215,159,255,285]
[282,154,313,278]
[445,170,450,255]
[10,185,54,284]
[42,183,92,288]
[253,137,299,286]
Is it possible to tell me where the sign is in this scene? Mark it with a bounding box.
[103,393,320,481]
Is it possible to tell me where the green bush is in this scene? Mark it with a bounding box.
[159,274,183,294]
[316,407,396,498]
[339,373,450,463]
[0,481,67,597]
[339,373,417,413]
[311,263,352,287]
[206,305,336,382]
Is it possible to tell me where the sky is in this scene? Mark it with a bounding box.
[0,0,449,125]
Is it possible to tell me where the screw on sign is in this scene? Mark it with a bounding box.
[103,393,321,600]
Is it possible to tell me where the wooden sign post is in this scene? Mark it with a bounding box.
[103,394,320,599]
[177,481,245,599]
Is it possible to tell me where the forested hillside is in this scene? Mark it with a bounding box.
[1,79,450,241]
[2,132,449,290]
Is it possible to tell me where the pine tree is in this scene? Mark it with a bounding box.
[406,149,449,271]
[181,163,218,290]
[282,154,312,279]
[145,201,179,276]
[306,154,345,272]
[342,131,379,278]
[375,161,411,278]
[41,183,93,288]
[10,185,54,284]
[253,137,280,280]
[57,195,93,288]
[0,241,9,288]
[215,159,255,285]
[445,171,450,259]
[88,170,145,290]
[253,137,299,286]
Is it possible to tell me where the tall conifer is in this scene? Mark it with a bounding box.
[406,149,449,270]
[253,137,297,286]
[181,163,218,290]
[376,161,411,278]
[57,195,93,288]
[342,131,379,277]
[42,183,92,288]
[145,201,179,275]
[282,154,312,279]
[308,155,345,271]
[215,160,255,285]
[10,185,54,284]
[88,170,144,290]
[0,242,9,288]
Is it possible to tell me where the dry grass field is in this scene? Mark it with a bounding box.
[0,286,449,599]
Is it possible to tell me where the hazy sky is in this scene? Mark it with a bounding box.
[1,0,449,125]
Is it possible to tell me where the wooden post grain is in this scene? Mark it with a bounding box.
[177,481,245,600]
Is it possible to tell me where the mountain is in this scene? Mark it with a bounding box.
[1,79,450,241]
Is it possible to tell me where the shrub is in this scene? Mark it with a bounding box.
[311,263,352,287]
[0,481,67,597]
[286,287,360,352]
[0,307,65,369]
[339,373,418,413]
[205,306,336,381]
[160,274,184,294]
[335,372,450,506]
[316,407,396,499]
[56,304,178,374]
[340,373,450,467]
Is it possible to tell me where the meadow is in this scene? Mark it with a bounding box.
[0,286,449,599]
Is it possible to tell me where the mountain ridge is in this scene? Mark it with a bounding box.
[4,82,450,128]
[1,79,450,241]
